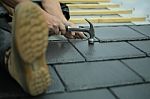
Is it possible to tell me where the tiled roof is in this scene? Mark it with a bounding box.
[0,25,150,99]
[0,0,150,99]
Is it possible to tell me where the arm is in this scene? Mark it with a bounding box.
[1,0,66,36]
[1,0,85,38]
[41,0,85,38]
[41,0,68,24]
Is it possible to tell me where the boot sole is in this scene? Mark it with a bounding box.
[12,2,51,96]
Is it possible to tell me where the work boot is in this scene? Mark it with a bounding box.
[6,1,51,96]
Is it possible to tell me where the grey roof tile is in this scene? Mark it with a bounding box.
[48,35,67,41]
[0,68,27,98]
[129,40,150,55]
[0,66,64,98]
[46,41,85,64]
[122,58,150,81]
[22,89,116,99]
[129,25,150,37]
[76,23,134,27]
[70,41,145,61]
[95,26,147,41]
[46,66,65,94]
[111,84,150,99]
[55,61,142,91]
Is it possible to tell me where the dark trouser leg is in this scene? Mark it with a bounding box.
[60,3,70,20]
[0,2,12,68]
[0,17,12,69]
[0,1,70,70]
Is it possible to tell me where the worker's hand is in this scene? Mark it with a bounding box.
[43,11,66,36]
[41,0,86,39]
[63,21,86,39]
[42,10,86,39]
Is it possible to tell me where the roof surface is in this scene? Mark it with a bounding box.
[0,25,150,99]
[0,0,150,99]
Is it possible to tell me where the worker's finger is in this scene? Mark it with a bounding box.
[74,33,81,39]
[59,23,66,35]
[73,32,86,39]
[71,31,75,36]
[76,32,86,39]
[64,32,74,39]
[49,26,55,35]
[53,24,60,35]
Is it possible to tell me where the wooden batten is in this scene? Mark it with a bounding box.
[60,0,146,24]
[69,17,146,23]
[67,4,120,9]
[70,10,132,15]
[59,0,111,3]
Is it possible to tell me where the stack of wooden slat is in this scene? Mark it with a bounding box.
[59,0,146,24]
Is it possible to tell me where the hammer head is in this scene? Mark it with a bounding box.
[85,19,95,44]
[66,19,95,44]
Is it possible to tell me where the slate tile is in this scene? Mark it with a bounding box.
[0,66,64,98]
[46,66,64,94]
[130,25,150,37]
[70,41,145,61]
[132,20,150,25]
[48,35,67,41]
[94,26,147,41]
[129,40,150,55]
[55,61,142,91]
[0,68,27,98]
[95,23,134,26]
[46,41,85,64]
[122,58,150,81]
[111,84,150,99]
[22,89,116,99]
[68,38,98,45]
[76,22,133,27]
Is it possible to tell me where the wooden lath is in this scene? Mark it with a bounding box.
[70,9,132,15]
[67,3,120,9]
[69,17,146,23]
[59,0,111,3]
[61,0,146,24]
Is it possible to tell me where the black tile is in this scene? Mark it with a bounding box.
[122,58,150,81]
[22,89,116,99]
[48,35,67,41]
[46,66,64,94]
[129,40,150,55]
[0,66,64,98]
[69,37,99,43]
[112,84,150,99]
[55,61,142,91]
[46,41,85,64]
[71,41,145,61]
[130,25,150,37]
[0,68,26,98]
[95,26,147,41]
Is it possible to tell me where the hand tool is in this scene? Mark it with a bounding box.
[66,19,95,44]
